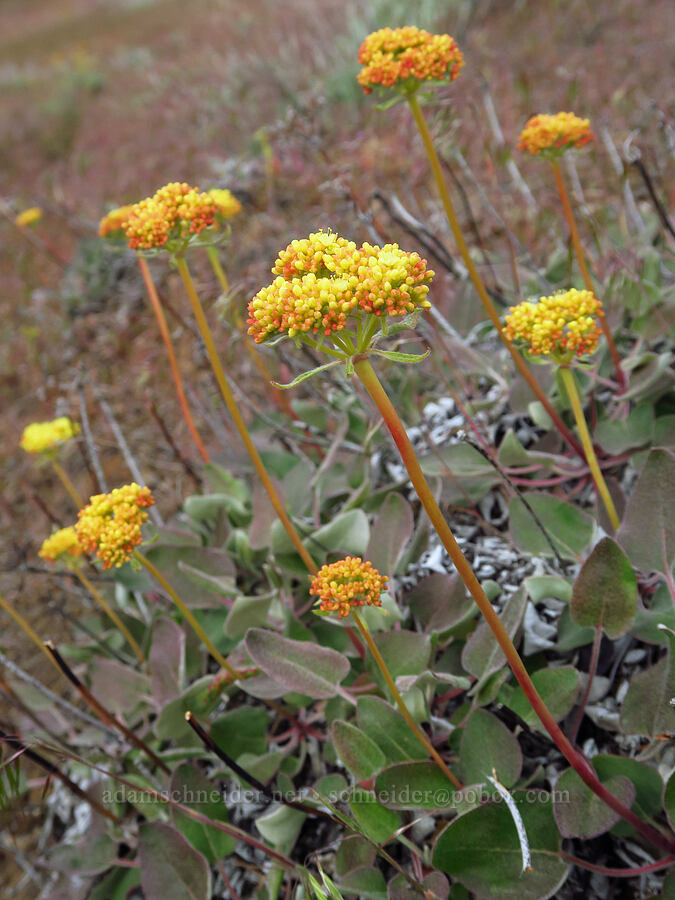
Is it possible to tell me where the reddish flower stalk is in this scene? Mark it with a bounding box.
[353,355,674,854]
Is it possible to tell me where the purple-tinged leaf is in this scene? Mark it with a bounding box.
[139,822,211,900]
[245,628,350,699]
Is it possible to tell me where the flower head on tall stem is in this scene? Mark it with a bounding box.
[76,483,154,569]
[310,557,387,619]
[518,112,593,160]
[39,526,84,567]
[357,26,463,95]
[247,230,433,375]
[124,182,218,254]
[21,417,80,456]
[503,289,604,363]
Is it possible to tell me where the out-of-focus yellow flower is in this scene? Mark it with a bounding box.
[357,26,463,95]
[518,112,593,159]
[20,417,79,455]
[310,556,387,619]
[208,189,242,221]
[247,230,434,343]
[76,483,154,569]
[124,182,217,251]
[503,289,603,361]
[39,526,84,566]
[15,207,43,228]
[98,204,135,237]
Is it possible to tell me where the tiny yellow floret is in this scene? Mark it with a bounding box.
[518,112,593,159]
[310,557,388,619]
[357,26,464,94]
[15,207,43,228]
[21,417,80,455]
[76,483,155,569]
[39,526,84,565]
[504,289,603,361]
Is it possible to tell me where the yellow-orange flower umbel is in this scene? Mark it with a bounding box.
[247,230,434,343]
[76,483,155,569]
[39,526,84,566]
[310,557,388,619]
[503,289,603,361]
[357,26,463,94]
[208,188,242,221]
[518,112,593,159]
[98,204,135,237]
[124,182,217,251]
[21,417,79,455]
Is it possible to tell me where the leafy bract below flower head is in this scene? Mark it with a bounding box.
[518,112,594,160]
[124,182,218,253]
[39,526,84,567]
[98,204,135,238]
[357,26,464,95]
[247,230,434,346]
[20,417,80,455]
[311,557,388,619]
[503,289,603,363]
[76,483,154,569]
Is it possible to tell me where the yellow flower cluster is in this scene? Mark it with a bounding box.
[208,188,242,221]
[15,207,43,228]
[76,483,155,569]
[503,289,603,360]
[21,417,80,454]
[124,182,217,251]
[39,526,84,566]
[518,112,594,158]
[310,557,388,619]
[357,26,463,94]
[98,204,135,237]
[248,231,434,343]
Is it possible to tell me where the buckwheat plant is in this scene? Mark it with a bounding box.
[518,112,625,388]
[357,28,584,458]
[504,288,620,529]
[40,525,145,664]
[311,556,461,787]
[124,182,317,574]
[75,483,236,674]
[249,231,670,849]
[21,416,83,507]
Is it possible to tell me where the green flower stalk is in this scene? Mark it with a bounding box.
[518,112,626,389]
[311,557,462,789]
[39,526,146,666]
[356,27,585,460]
[248,230,673,853]
[504,288,620,529]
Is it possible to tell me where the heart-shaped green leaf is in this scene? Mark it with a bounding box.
[509,492,594,559]
[139,822,211,900]
[356,696,428,763]
[374,761,457,810]
[570,538,637,638]
[245,628,350,699]
[349,790,401,843]
[332,720,386,781]
[459,709,522,788]
[553,768,635,838]
[171,764,236,862]
[432,793,568,899]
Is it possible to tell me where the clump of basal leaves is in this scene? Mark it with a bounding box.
[35,249,675,899]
